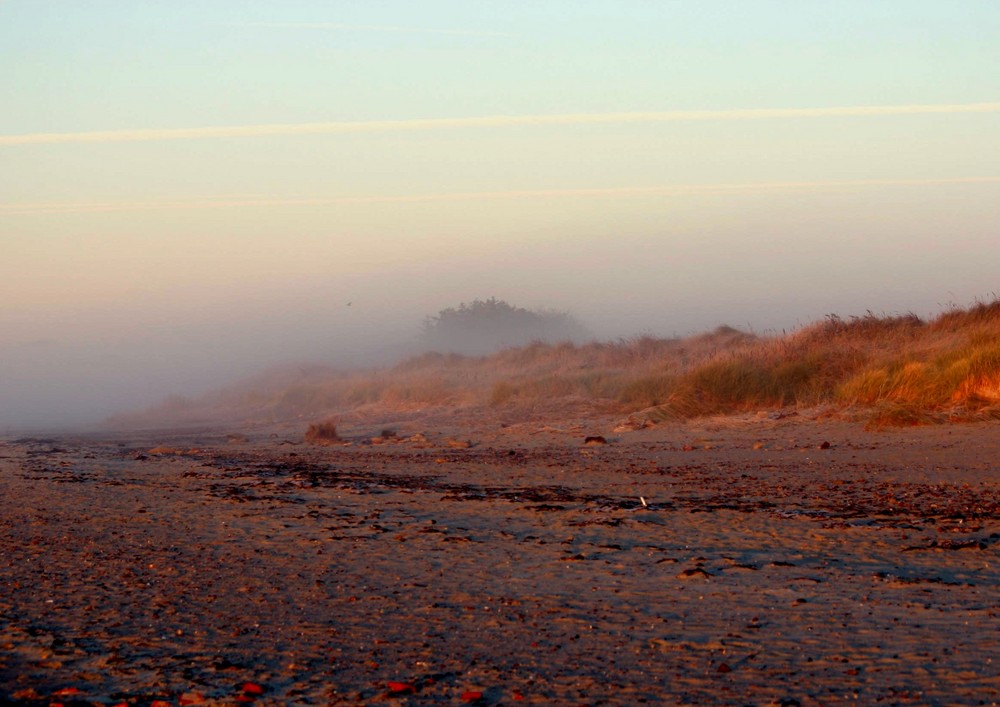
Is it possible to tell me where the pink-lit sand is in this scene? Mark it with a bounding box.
[2,412,998,704]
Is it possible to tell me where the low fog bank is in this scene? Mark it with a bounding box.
[0,296,620,432]
[2,287,989,434]
[1,297,589,432]
[0,311,420,433]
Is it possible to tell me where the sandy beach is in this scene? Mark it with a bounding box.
[1,413,998,705]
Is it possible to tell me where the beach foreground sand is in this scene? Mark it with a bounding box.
[1,413,998,705]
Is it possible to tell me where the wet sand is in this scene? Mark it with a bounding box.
[1,414,999,705]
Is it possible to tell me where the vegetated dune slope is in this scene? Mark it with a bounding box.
[112,299,1000,432]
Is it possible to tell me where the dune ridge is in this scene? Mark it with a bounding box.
[110,299,1000,432]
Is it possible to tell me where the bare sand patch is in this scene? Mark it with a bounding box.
[1,417,998,704]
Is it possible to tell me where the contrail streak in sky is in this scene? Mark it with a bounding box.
[2,102,998,146]
[3,177,998,215]
[236,21,514,37]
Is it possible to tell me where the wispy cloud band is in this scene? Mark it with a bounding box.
[3,177,997,216]
[236,21,513,38]
[3,102,998,147]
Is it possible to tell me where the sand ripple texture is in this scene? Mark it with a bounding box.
[1,419,999,705]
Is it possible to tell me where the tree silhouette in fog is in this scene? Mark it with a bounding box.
[421,297,591,355]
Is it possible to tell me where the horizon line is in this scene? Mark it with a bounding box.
[3,176,998,215]
[2,101,999,147]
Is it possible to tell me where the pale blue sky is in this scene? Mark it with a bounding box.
[1,1,999,427]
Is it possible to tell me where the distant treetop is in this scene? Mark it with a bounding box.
[421,297,592,355]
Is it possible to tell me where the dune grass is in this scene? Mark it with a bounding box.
[114,299,1000,429]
